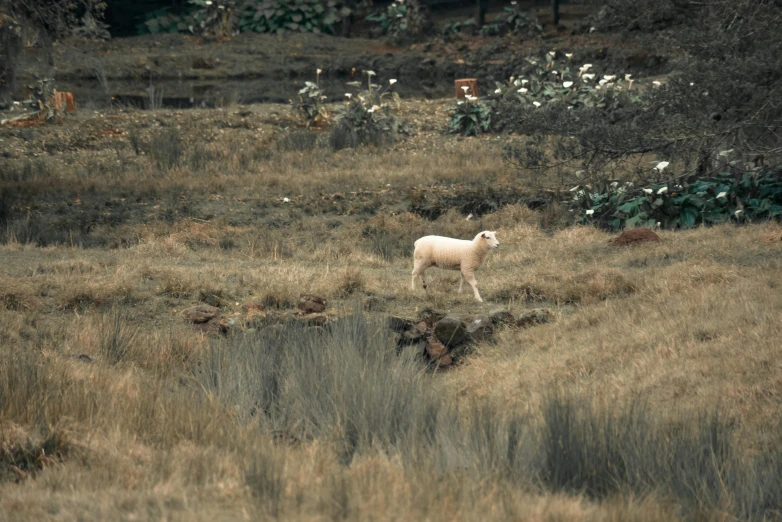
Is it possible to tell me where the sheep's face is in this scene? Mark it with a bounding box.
[480,231,500,249]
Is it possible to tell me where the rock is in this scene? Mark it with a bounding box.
[194,317,230,335]
[363,295,388,312]
[242,302,266,313]
[434,315,467,347]
[434,354,453,368]
[183,304,220,324]
[192,56,216,69]
[466,316,494,342]
[402,321,428,342]
[294,313,328,327]
[608,228,660,247]
[489,308,515,326]
[516,308,553,328]
[419,308,446,327]
[426,336,448,359]
[388,316,415,333]
[298,294,326,314]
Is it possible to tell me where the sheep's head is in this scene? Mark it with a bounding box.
[479,231,500,250]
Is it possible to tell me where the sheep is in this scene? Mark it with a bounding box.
[411,231,500,302]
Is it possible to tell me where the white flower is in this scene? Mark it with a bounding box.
[610,181,619,187]
[366,70,376,77]
[599,79,608,85]
[519,87,528,93]
[389,79,397,85]
[657,186,668,195]
[735,209,743,216]
[653,81,662,87]
[689,82,695,86]
[461,86,470,92]
[552,70,558,75]
[466,213,473,220]
[568,106,573,110]
[457,101,463,105]
[549,51,556,57]
[566,53,573,59]
[509,76,515,83]
[578,64,592,76]
[563,81,573,88]
[586,209,594,215]
[205,0,212,4]
[582,73,595,80]
[317,68,322,75]
[465,95,477,101]
[603,75,616,81]
[283,197,290,203]
[624,74,632,80]
[511,0,516,4]
[570,186,580,191]
[495,88,502,94]
[716,191,727,199]
[521,79,529,85]
[643,188,653,194]
[371,105,381,111]
[655,161,670,172]
[345,93,352,98]
[533,101,541,107]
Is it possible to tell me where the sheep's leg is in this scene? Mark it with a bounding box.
[412,263,428,291]
[462,270,483,302]
[458,273,465,293]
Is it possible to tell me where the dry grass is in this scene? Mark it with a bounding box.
[1,104,781,521]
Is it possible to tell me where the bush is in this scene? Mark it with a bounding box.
[575,168,782,230]
[448,97,491,137]
[138,0,344,36]
[330,76,409,150]
[501,0,782,204]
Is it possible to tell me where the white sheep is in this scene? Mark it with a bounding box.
[411,231,500,302]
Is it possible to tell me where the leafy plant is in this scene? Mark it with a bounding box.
[574,168,782,230]
[447,96,492,137]
[236,0,344,34]
[366,0,407,35]
[137,7,192,34]
[330,76,409,150]
[499,1,542,36]
[291,70,328,128]
[138,0,344,35]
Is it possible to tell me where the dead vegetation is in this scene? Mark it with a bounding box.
[1,64,781,521]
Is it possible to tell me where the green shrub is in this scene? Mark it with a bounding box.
[330,75,409,150]
[448,96,491,137]
[366,0,408,35]
[138,0,344,35]
[575,168,782,230]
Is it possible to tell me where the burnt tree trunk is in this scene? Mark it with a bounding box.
[552,0,560,26]
[475,0,485,26]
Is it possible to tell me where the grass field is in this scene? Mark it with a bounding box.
[2,100,782,521]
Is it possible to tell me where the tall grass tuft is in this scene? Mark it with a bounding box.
[98,308,139,365]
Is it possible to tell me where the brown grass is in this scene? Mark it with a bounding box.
[1,104,781,521]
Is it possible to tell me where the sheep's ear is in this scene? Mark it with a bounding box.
[481,232,487,238]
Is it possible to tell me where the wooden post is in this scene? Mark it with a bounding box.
[552,0,560,26]
[455,78,478,98]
